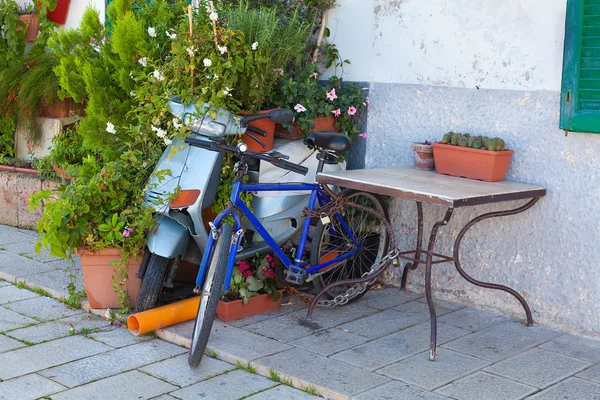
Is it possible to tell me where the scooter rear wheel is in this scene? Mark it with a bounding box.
[135,254,170,312]
[188,223,232,368]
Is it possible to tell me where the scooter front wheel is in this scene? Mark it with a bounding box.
[135,254,170,312]
[188,223,232,368]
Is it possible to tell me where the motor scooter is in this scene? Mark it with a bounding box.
[134,98,344,311]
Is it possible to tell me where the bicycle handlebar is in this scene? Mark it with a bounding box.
[184,136,309,176]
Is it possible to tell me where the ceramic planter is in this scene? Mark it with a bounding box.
[18,14,38,42]
[432,143,514,182]
[216,290,284,322]
[47,0,71,24]
[275,116,338,140]
[411,142,435,171]
[79,248,142,309]
[241,109,277,152]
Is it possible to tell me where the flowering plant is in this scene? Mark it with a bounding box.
[225,253,281,305]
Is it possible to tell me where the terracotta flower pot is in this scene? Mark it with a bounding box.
[47,0,71,25]
[17,14,39,42]
[78,248,142,309]
[51,162,72,181]
[216,290,284,322]
[432,143,514,182]
[40,98,82,118]
[411,142,435,171]
[275,116,339,140]
[241,109,277,152]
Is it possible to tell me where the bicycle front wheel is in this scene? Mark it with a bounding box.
[188,223,232,368]
[310,190,389,303]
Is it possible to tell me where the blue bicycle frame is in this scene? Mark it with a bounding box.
[195,181,359,292]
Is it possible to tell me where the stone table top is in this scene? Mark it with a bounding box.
[316,167,546,207]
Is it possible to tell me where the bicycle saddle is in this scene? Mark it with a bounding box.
[304,131,352,153]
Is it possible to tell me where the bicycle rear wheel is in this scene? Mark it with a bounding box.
[310,190,389,303]
[188,223,232,368]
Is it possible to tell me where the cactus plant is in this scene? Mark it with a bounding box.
[451,133,462,145]
[458,136,468,147]
[463,133,471,139]
[442,133,453,144]
[486,138,497,151]
[467,137,475,148]
[472,139,482,149]
[494,138,505,151]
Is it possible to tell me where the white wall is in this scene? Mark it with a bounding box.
[328,0,567,92]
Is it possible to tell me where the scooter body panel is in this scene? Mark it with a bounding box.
[147,215,190,259]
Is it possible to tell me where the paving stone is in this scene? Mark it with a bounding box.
[0,373,67,400]
[149,396,179,400]
[540,334,600,362]
[393,299,454,316]
[0,230,38,246]
[169,369,277,400]
[442,321,562,362]
[3,295,81,321]
[0,335,111,380]
[339,309,429,339]
[257,348,390,396]
[39,339,186,387]
[438,307,509,332]
[0,251,58,279]
[484,348,591,388]
[0,333,25,353]
[291,328,368,356]
[354,381,450,400]
[577,364,600,383]
[207,320,293,361]
[244,302,379,342]
[378,348,490,390]
[359,287,423,310]
[0,280,11,287]
[331,321,471,371]
[50,370,177,400]
[140,353,234,387]
[434,372,537,400]
[20,265,84,296]
[528,377,600,399]
[227,297,306,328]
[6,313,110,344]
[14,228,37,237]
[1,241,44,259]
[0,306,37,333]
[246,384,318,399]
[0,285,40,304]
[415,296,467,311]
[89,326,153,348]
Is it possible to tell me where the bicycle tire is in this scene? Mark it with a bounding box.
[310,190,389,303]
[135,253,170,312]
[188,223,232,368]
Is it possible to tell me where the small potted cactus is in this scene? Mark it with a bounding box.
[432,132,514,182]
[411,140,435,171]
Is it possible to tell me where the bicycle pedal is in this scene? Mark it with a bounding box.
[285,268,306,285]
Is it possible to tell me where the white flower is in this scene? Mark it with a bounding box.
[213,74,219,80]
[294,104,306,113]
[251,42,258,51]
[92,44,101,53]
[153,70,164,82]
[147,27,157,37]
[130,91,136,97]
[173,118,183,129]
[203,58,212,67]
[209,12,218,21]
[187,47,195,57]
[151,125,167,138]
[218,45,227,55]
[164,138,172,146]
[138,57,147,67]
[165,31,177,39]
[106,122,116,134]
[223,87,232,96]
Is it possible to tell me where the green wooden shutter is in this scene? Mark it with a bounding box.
[561,0,600,133]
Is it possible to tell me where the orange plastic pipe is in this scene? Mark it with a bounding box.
[128,296,200,336]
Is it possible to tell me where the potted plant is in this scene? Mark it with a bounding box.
[432,132,514,182]
[216,253,284,322]
[411,140,435,171]
[47,0,71,25]
[17,5,39,42]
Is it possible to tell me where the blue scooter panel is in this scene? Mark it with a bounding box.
[146,215,190,260]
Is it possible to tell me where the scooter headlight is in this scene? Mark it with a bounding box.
[170,189,201,208]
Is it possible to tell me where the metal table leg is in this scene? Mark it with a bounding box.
[401,202,423,289]
[426,208,454,361]
[452,198,540,327]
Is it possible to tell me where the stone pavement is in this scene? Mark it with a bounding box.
[1,224,600,399]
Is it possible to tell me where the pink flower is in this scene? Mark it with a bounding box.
[267,270,276,279]
[274,68,284,76]
[365,97,370,106]
[331,108,341,117]
[347,106,357,116]
[122,227,133,238]
[294,104,306,113]
[326,88,337,101]
[238,261,250,272]
[243,270,253,278]
[310,72,319,79]
[359,132,367,138]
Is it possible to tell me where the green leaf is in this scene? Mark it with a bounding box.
[98,224,112,232]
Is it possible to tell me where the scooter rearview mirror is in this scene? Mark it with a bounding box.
[269,109,294,125]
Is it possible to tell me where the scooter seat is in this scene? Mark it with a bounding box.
[305,131,352,153]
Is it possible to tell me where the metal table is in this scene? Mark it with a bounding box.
[315,167,546,361]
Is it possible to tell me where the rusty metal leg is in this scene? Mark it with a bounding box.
[426,208,454,361]
[401,202,424,290]
[453,198,540,327]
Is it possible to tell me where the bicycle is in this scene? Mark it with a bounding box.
[184,128,391,368]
